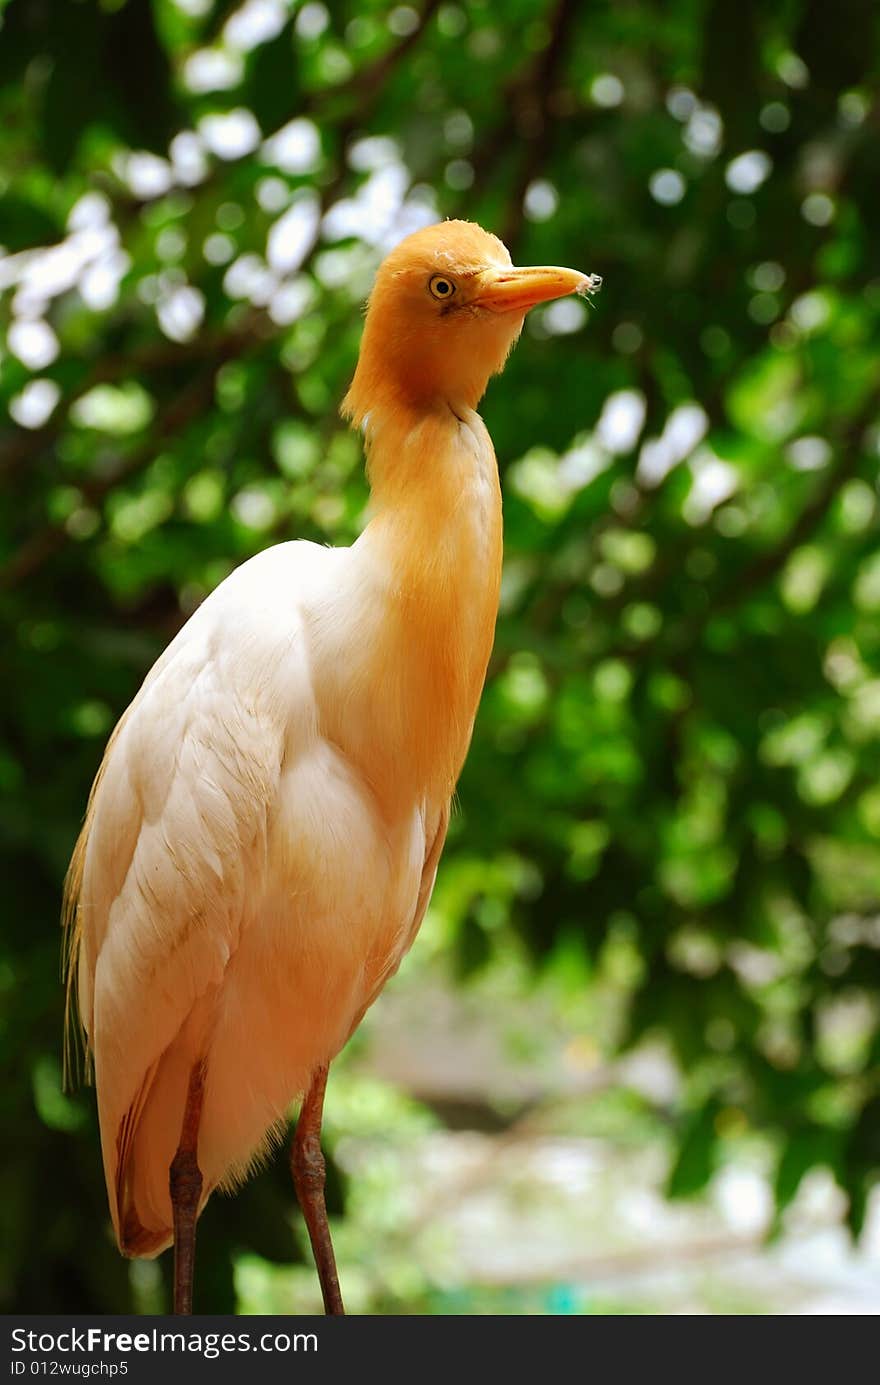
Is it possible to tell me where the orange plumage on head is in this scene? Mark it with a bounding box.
[343,218,593,431]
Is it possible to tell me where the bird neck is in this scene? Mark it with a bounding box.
[342,322,490,429]
[361,398,502,607]
[325,400,503,814]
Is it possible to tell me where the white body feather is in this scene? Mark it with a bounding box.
[69,405,501,1255]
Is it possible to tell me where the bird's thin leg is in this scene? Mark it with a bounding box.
[169,1059,206,1316]
[290,1064,345,1316]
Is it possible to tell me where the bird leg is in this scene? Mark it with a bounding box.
[169,1060,206,1316]
[290,1064,345,1315]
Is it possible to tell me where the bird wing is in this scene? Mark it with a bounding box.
[346,799,450,1041]
[63,548,312,1240]
[408,801,450,955]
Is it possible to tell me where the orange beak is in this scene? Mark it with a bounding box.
[474,264,601,314]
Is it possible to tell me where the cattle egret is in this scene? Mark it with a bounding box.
[63,220,600,1315]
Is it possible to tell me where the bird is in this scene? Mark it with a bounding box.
[62,218,600,1316]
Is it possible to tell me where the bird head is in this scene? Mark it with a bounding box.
[343,219,600,427]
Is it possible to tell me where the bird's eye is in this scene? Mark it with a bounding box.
[428,275,456,300]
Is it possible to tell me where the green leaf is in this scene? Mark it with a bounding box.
[0,195,61,250]
[774,1128,839,1215]
[666,1100,720,1200]
[246,21,301,135]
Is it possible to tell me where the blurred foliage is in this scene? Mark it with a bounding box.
[2,0,880,1314]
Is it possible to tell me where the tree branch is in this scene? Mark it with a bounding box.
[0,339,246,592]
[308,0,443,116]
[0,0,444,484]
[466,0,580,252]
[0,313,264,481]
[498,0,581,251]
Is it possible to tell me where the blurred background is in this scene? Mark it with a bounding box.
[2,0,880,1315]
